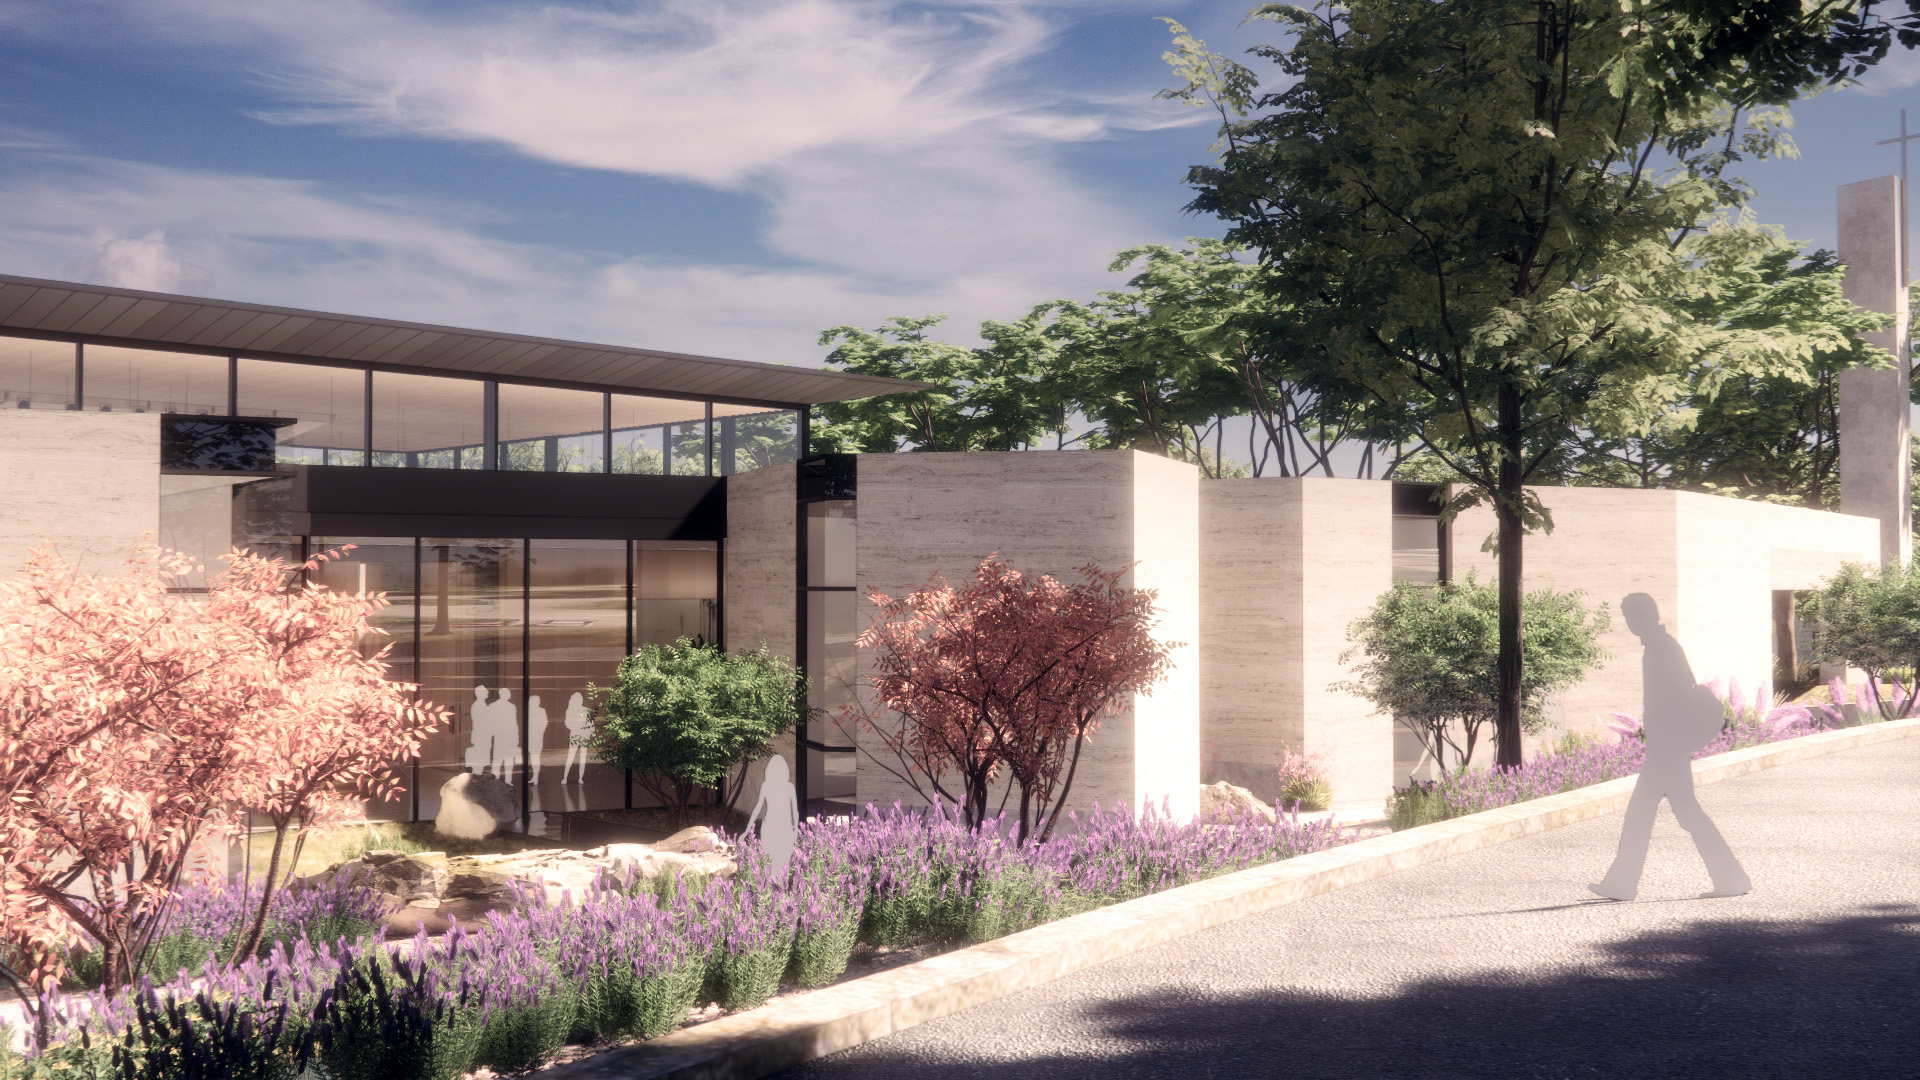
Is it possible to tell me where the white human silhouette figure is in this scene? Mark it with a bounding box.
[562,692,591,784]
[489,688,517,782]
[1591,593,1751,901]
[526,694,549,786]
[746,755,799,880]
[464,685,492,775]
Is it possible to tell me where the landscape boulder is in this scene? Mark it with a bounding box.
[1198,780,1277,826]
[308,850,449,907]
[435,772,518,839]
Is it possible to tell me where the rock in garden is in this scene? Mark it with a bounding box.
[1199,780,1277,825]
[308,850,449,905]
[653,826,728,855]
[435,771,518,839]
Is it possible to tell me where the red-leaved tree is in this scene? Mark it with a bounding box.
[0,542,442,1040]
[852,555,1174,842]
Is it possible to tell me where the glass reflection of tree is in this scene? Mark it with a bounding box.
[729,413,797,472]
[611,422,708,476]
[425,542,525,636]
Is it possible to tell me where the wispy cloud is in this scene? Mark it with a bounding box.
[0,150,1092,362]
[0,1,1214,357]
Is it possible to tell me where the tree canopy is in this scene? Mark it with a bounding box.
[1170,0,1902,765]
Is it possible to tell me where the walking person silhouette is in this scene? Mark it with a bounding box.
[1590,593,1751,901]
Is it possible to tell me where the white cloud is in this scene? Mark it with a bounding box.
[67,230,215,294]
[0,1,1215,358]
[0,152,1076,363]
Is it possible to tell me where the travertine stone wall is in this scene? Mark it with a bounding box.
[853,450,1201,822]
[1452,488,1877,744]
[1200,478,1393,810]
[724,462,797,813]
[0,409,158,578]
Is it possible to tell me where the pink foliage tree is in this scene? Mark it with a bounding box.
[853,555,1174,842]
[0,541,442,1038]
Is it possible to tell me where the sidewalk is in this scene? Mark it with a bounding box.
[780,736,1920,1080]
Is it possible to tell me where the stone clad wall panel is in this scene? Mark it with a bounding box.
[0,410,158,578]
[852,451,1194,820]
[723,462,797,812]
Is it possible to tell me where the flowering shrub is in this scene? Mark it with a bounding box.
[1389,675,1862,829]
[1276,747,1333,812]
[22,798,1352,1072]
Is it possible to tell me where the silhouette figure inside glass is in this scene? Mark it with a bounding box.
[1590,593,1751,901]
[562,692,591,784]
[746,755,799,879]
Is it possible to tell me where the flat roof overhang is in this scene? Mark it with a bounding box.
[0,274,928,409]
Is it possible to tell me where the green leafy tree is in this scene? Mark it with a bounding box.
[1571,227,1890,504]
[1805,561,1920,720]
[813,314,1056,453]
[1173,1,1895,765]
[585,638,804,823]
[1340,577,1611,774]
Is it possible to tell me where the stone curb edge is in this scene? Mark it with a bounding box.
[547,717,1920,1080]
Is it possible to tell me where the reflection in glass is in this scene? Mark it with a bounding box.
[372,373,485,468]
[499,384,605,473]
[528,540,628,820]
[313,538,418,821]
[0,336,77,409]
[416,539,524,821]
[1391,517,1441,584]
[805,590,858,748]
[611,394,708,476]
[714,406,799,476]
[84,344,227,415]
[634,541,719,646]
[806,502,856,587]
[238,359,366,466]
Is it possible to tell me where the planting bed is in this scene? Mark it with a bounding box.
[15,803,1349,1079]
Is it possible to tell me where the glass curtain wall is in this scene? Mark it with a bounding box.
[85,345,228,415]
[0,336,77,409]
[499,385,605,473]
[238,359,367,466]
[802,499,857,809]
[633,541,720,646]
[288,535,720,827]
[416,539,525,821]
[713,404,800,476]
[612,394,709,476]
[313,537,419,820]
[372,373,486,468]
[526,540,628,823]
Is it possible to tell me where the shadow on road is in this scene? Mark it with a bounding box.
[784,904,1920,1080]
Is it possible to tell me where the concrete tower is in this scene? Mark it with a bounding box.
[1837,175,1912,568]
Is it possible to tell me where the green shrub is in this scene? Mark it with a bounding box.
[1805,561,1920,720]
[1386,783,1448,831]
[787,920,860,990]
[586,638,804,824]
[1342,576,1610,773]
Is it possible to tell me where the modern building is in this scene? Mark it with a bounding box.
[0,273,1887,829]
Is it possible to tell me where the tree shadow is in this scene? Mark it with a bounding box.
[784,905,1920,1079]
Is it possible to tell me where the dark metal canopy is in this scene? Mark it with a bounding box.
[0,273,925,407]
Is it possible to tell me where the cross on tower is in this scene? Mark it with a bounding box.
[1875,107,1919,286]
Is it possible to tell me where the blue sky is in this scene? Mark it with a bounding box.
[4,1,1920,368]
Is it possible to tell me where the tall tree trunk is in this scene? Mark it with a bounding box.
[1495,384,1526,769]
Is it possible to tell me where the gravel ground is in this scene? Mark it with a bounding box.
[780,737,1920,1080]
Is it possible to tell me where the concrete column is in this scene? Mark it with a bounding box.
[1837,175,1912,567]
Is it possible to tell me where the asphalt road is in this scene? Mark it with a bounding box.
[780,737,1920,1080]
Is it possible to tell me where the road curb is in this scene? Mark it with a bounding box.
[545,718,1920,1080]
